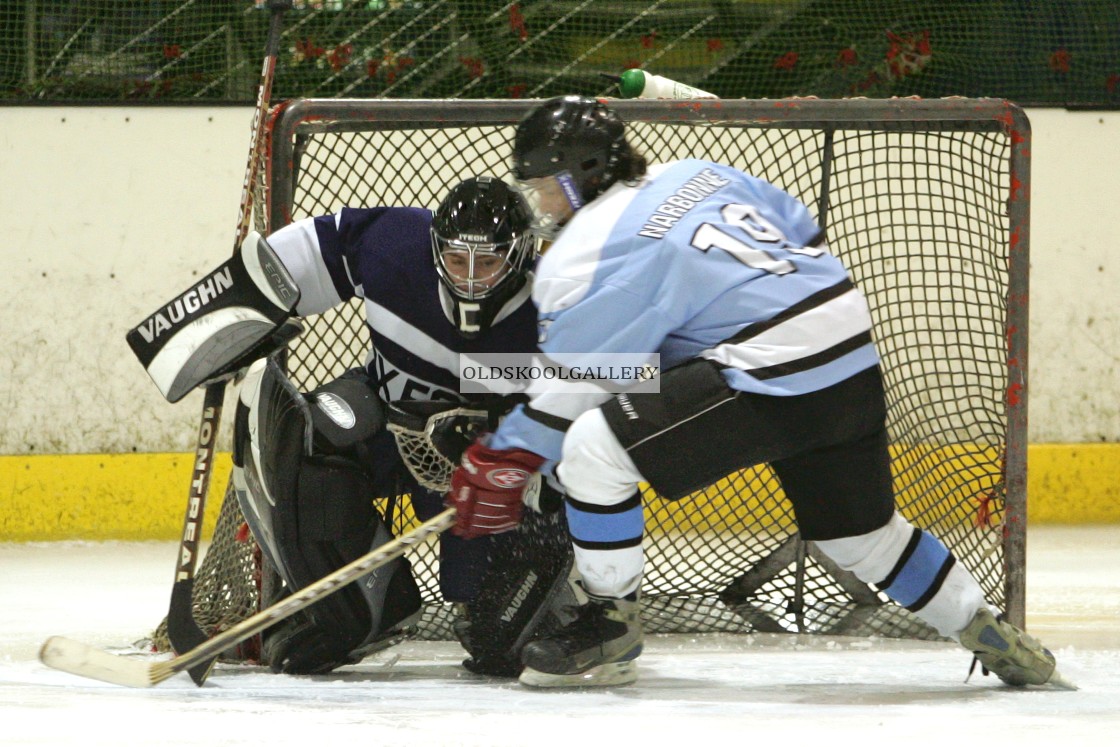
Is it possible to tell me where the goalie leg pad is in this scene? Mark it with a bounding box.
[233,359,421,674]
[409,486,495,603]
[260,531,422,675]
[455,508,577,677]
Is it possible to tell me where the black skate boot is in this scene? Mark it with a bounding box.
[518,591,642,688]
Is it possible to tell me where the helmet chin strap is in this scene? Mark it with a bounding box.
[532,203,577,242]
[531,222,564,242]
[555,171,585,210]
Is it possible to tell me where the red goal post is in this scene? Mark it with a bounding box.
[158,97,1029,653]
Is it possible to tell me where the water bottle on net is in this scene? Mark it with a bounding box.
[616,69,717,99]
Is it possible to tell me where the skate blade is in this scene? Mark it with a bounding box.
[1045,668,1079,691]
[519,660,637,688]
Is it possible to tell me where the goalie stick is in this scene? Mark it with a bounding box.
[164,383,226,686]
[41,508,456,688]
[164,0,293,685]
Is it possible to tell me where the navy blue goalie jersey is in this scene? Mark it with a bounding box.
[265,206,540,403]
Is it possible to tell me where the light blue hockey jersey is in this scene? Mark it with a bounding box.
[490,159,879,461]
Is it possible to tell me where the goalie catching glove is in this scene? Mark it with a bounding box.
[448,441,547,539]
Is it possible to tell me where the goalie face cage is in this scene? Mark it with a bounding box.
[170,98,1029,652]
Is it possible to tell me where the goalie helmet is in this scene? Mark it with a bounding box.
[431,176,536,338]
[512,95,628,238]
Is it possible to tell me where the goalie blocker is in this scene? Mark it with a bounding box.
[126,232,302,403]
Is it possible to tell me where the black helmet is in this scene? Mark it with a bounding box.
[512,95,627,206]
[431,176,536,338]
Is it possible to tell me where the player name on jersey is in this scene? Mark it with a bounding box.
[638,168,731,239]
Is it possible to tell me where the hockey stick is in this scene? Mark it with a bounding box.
[232,0,292,252]
[164,0,292,685]
[41,508,456,688]
[164,383,226,685]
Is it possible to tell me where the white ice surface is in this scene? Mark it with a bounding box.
[2,525,1118,746]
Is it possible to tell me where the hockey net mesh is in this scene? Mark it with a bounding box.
[151,481,264,660]
[159,98,1025,654]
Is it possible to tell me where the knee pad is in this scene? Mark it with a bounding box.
[233,359,422,674]
[557,408,642,505]
[261,553,421,675]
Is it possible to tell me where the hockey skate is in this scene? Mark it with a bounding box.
[959,608,1077,690]
[518,592,643,688]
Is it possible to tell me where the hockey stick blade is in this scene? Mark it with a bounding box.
[40,508,456,688]
[40,636,177,689]
[167,579,216,685]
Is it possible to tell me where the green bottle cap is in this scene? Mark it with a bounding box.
[619,69,647,99]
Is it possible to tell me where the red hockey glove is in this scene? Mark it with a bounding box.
[447,441,546,539]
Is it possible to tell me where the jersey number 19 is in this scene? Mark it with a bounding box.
[690,203,823,276]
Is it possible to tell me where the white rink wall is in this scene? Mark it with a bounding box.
[0,106,1117,455]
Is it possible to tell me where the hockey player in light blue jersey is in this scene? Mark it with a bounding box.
[446,96,1069,690]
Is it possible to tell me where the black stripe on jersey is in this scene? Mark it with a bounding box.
[877,526,922,590]
[523,405,572,432]
[748,330,873,380]
[729,278,854,344]
[906,554,956,613]
[567,493,643,515]
[572,536,644,551]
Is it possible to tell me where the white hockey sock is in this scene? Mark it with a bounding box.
[558,409,646,598]
[815,512,988,638]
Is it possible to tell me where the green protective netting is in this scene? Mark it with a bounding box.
[3,1,1119,105]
